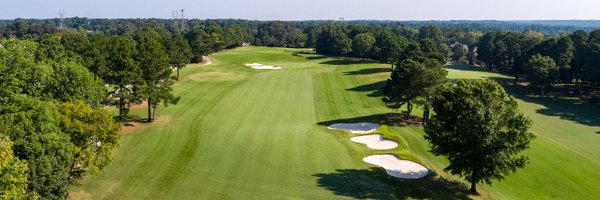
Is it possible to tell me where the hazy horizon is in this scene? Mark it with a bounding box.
[3,0,600,21]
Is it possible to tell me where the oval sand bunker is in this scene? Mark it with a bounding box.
[244,63,282,70]
[351,134,398,150]
[363,154,429,179]
[327,122,379,134]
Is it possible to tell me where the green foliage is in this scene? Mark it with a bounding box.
[254,21,306,48]
[0,137,30,199]
[51,101,121,183]
[35,34,67,62]
[0,95,73,199]
[135,29,180,121]
[380,59,422,119]
[451,42,467,63]
[315,25,351,56]
[105,35,143,120]
[525,54,558,95]
[425,79,534,193]
[162,32,192,78]
[46,60,106,106]
[185,27,213,63]
[351,32,375,58]
[418,24,445,44]
[373,31,407,63]
[223,24,254,48]
[477,31,538,81]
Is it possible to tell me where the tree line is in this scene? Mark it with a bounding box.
[0,26,195,199]
[478,29,600,95]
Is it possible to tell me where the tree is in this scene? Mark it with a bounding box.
[525,54,558,96]
[135,29,180,122]
[0,137,31,199]
[583,30,600,87]
[418,24,445,44]
[35,34,67,62]
[315,25,351,56]
[424,79,534,194]
[381,59,424,119]
[420,39,445,63]
[254,21,306,48]
[0,95,74,199]
[185,27,212,63]
[451,42,467,63]
[46,60,106,107]
[570,30,588,83]
[52,101,121,183]
[351,32,375,59]
[374,31,407,64]
[162,32,192,78]
[105,35,143,120]
[417,59,448,126]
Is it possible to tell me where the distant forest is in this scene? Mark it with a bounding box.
[2,18,600,35]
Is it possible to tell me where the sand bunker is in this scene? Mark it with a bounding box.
[327,122,379,134]
[244,63,282,70]
[363,155,428,179]
[351,134,398,150]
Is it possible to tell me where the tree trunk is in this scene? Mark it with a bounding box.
[422,106,429,126]
[469,181,478,194]
[118,99,124,121]
[406,102,412,120]
[147,100,153,122]
[152,106,157,121]
[176,67,180,79]
[541,87,545,97]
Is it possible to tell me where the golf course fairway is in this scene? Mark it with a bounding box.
[71,47,600,199]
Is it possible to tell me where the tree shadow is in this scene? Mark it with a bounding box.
[446,64,488,72]
[306,55,328,60]
[343,68,391,75]
[320,58,377,65]
[317,113,420,127]
[502,84,600,127]
[313,168,471,200]
[346,81,385,97]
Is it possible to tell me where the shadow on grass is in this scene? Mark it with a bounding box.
[116,115,151,125]
[346,81,385,97]
[320,58,377,65]
[306,55,328,60]
[446,63,488,72]
[313,168,471,200]
[343,68,391,75]
[502,84,600,127]
[317,113,422,127]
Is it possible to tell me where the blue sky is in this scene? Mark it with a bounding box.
[3,0,600,20]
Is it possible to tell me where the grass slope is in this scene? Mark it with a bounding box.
[71,48,600,200]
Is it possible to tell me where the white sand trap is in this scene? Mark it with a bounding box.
[363,155,429,179]
[351,134,398,150]
[244,63,282,70]
[327,122,379,134]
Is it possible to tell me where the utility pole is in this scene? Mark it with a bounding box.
[180,9,185,31]
[59,9,66,29]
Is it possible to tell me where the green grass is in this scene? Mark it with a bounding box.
[446,64,600,199]
[72,47,600,199]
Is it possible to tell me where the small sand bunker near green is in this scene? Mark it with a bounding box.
[188,72,247,82]
[245,63,282,70]
[351,134,398,150]
[363,154,429,179]
[327,122,379,134]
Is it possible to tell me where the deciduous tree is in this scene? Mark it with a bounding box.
[424,79,534,194]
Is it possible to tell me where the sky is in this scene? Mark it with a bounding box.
[3,0,600,20]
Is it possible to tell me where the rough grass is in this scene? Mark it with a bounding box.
[71,47,600,199]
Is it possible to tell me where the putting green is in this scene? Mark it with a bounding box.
[71,47,600,199]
